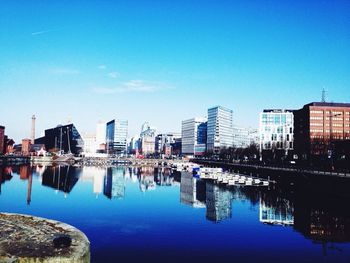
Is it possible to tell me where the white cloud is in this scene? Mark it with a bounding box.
[107,71,120,78]
[98,65,107,70]
[92,80,173,94]
[31,29,55,36]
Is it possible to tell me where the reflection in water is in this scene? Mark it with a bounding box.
[180,172,205,208]
[259,195,294,226]
[1,164,350,247]
[42,166,80,194]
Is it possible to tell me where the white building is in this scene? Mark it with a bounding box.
[82,133,97,154]
[96,121,106,151]
[181,117,207,156]
[233,126,259,148]
[259,109,294,154]
[207,106,234,153]
[140,122,157,155]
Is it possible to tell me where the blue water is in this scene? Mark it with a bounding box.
[1,164,350,263]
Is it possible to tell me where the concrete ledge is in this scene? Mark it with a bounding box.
[0,213,90,263]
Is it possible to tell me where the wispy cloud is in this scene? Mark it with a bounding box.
[92,80,173,94]
[98,65,107,70]
[107,71,120,78]
[31,29,56,36]
[49,68,81,75]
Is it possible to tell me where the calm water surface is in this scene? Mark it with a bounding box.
[1,164,350,263]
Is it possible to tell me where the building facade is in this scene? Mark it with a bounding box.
[82,133,97,154]
[139,122,156,155]
[207,106,234,154]
[43,124,84,154]
[0,126,4,154]
[155,133,181,155]
[96,121,106,151]
[294,102,350,163]
[181,117,207,156]
[106,119,128,155]
[259,109,294,160]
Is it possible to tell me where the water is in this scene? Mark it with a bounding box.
[1,164,350,263]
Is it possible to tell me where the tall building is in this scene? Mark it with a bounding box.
[294,102,350,162]
[0,126,4,154]
[206,183,233,222]
[96,121,106,151]
[259,109,294,159]
[139,122,156,155]
[180,172,206,208]
[39,123,84,154]
[181,117,207,156]
[82,133,97,154]
[106,119,128,155]
[207,106,234,153]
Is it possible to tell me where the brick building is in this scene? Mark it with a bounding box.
[294,102,350,166]
[0,126,4,154]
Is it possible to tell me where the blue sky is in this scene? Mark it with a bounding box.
[1,0,349,141]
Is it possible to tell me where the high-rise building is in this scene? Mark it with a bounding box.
[106,119,128,155]
[207,106,234,153]
[294,102,350,162]
[96,121,106,150]
[81,133,97,154]
[259,109,294,159]
[181,117,207,156]
[0,126,4,154]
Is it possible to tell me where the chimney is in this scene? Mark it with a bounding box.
[31,115,36,144]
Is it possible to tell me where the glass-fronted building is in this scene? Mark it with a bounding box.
[207,106,234,153]
[106,119,128,155]
[181,117,207,156]
[259,109,294,156]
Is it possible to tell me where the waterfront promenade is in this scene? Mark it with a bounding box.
[193,159,350,179]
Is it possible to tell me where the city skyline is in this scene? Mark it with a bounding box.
[1,1,350,142]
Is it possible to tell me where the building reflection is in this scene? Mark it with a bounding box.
[0,166,13,194]
[294,193,350,243]
[41,165,80,194]
[259,195,294,226]
[180,172,205,208]
[104,167,125,199]
[206,183,233,222]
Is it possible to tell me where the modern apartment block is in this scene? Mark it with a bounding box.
[106,119,128,155]
[294,102,350,161]
[259,109,294,157]
[207,106,234,153]
[181,117,207,156]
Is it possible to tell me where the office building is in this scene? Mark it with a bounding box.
[181,117,207,156]
[155,133,181,155]
[294,102,350,161]
[106,119,128,155]
[207,106,234,153]
[82,133,97,154]
[96,121,106,151]
[259,109,294,159]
